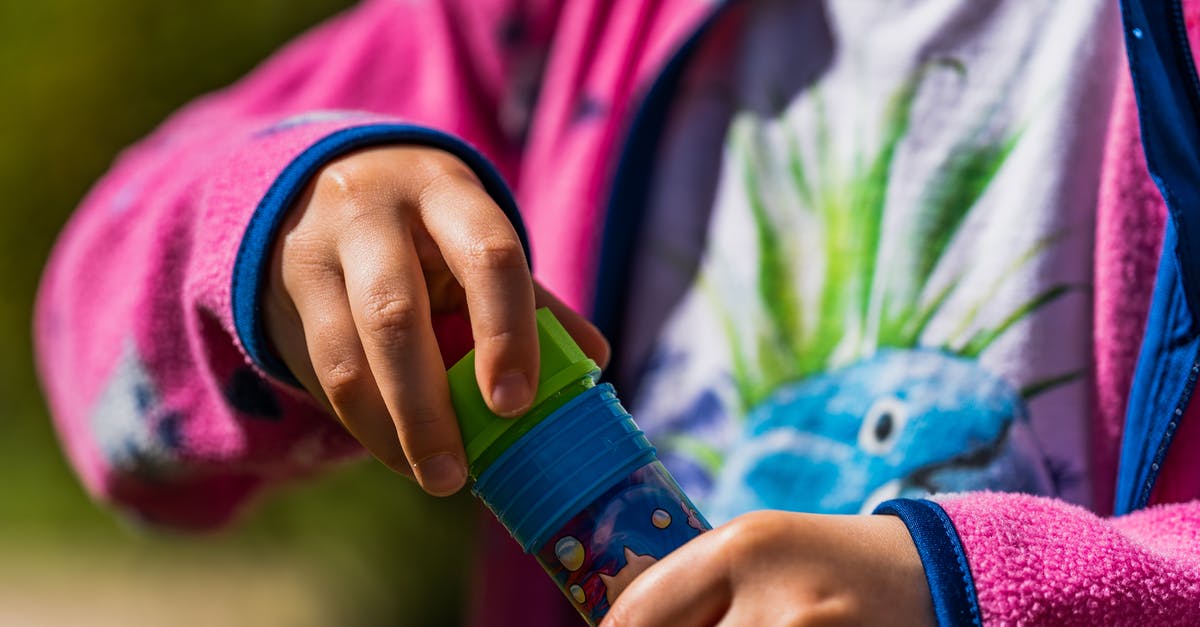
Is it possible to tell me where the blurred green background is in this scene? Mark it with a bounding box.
[0,2,478,625]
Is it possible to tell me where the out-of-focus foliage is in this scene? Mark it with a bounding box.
[0,2,476,625]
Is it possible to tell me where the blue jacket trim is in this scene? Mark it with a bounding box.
[1114,222,1200,512]
[231,124,529,383]
[874,498,982,627]
[1116,0,1200,513]
[1121,0,1200,311]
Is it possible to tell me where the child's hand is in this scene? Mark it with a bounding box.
[603,511,934,627]
[262,146,609,496]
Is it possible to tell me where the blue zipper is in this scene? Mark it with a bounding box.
[1115,0,1200,513]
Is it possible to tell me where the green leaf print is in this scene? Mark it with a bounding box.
[743,131,802,384]
[959,284,1080,358]
[708,55,1073,417]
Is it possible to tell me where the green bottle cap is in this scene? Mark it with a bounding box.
[448,308,600,478]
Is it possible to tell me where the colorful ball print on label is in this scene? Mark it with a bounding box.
[534,462,710,624]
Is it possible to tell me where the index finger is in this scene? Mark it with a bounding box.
[340,224,467,496]
[418,173,539,417]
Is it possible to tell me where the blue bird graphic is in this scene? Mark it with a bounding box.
[706,349,1053,522]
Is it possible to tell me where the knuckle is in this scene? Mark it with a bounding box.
[318,158,373,200]
[394,405,444,440]
[413,158,481,206]
[714,511,777,564]
[781,613,816,627]
[782,609,821,627]
[476,326,521,350]
[409,149,473,184]
[360,290,423,338]
[783,598,856,627]
[715,512,758,548]
[463,236,526,273]
[319,357,365,407]
[281,227,325,259]
[280,233,336,283]
[336,194,395,236]
[314,159,401,228]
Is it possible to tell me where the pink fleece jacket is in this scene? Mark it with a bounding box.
[34,0,1200,624]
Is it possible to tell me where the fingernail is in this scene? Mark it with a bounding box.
[414,453,466,496]
[491,371,532,416]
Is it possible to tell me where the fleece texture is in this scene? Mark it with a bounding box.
[33,0,1200,625]
[938,492,1200,626]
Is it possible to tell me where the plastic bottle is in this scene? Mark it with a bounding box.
[447,308,711,625]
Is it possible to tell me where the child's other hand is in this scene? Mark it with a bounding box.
[603,511,934,627]
[262,146,610,496]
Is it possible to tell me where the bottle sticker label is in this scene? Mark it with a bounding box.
[534,461,711,624]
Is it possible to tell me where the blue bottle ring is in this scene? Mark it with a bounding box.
[472,384,657,552]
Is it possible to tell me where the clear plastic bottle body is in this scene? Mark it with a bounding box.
[532,460,710,624]
[470,384,712,625]
[450,310,711,625]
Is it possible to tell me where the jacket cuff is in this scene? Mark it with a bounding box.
[231,123,529,383]
[874,498,982,627]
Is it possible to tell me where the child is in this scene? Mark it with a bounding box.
[36,0,1200,624]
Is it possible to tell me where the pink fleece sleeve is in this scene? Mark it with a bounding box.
[34,0,562,529]
[934,493,1200,625]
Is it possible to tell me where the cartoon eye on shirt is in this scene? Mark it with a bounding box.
[858,396,908,456]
